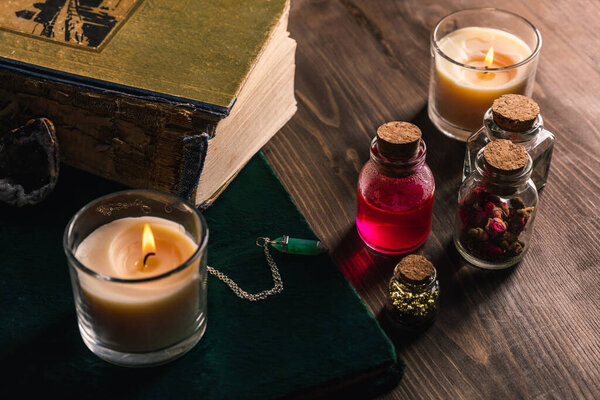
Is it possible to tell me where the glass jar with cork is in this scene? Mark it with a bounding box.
[386,255,439,332]
[463,94,555,190]
[456,139,538,269]
[356,122,435,254]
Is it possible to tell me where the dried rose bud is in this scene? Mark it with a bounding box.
[508,241,524,256]
[508,215,523,232]
[463,186,485,206]
[470,207,488,227]
[518,207,534,220]
[485,217,507,238]
[500,240,510,250]
[467,228,478,239]
[499,202,510,218]
[509,197,526,210]
[502,231,518,243]
[508,207,534,234]
[485,243,504,260]
[484,202,503,219]
[490,207,503,219]
[468,227,489,242]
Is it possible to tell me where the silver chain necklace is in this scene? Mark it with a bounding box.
[206,237,283,301]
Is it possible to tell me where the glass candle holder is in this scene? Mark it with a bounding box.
[63,190,208,367]
[428,8,541,141]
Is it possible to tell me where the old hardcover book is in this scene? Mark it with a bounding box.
[0,0,296,206]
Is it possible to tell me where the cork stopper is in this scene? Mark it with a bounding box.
[483,139,529,174]
[376,121,421,159]
[394,255,435,285]
[492,94,540,132]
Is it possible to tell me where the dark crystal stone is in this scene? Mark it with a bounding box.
[0,118,59,206]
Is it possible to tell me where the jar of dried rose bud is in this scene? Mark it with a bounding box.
[455,139,538,269]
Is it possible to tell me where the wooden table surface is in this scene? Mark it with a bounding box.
[263,0,600,398]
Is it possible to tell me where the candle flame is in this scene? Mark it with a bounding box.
[484,46,494,68]
[142,224,156,254]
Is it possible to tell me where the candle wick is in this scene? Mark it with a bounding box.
[143,252,156,266]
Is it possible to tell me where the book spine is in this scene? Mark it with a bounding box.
[0,67,219,196]
[179,133,209,201]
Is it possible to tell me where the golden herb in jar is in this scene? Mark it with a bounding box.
[386,255,439,331]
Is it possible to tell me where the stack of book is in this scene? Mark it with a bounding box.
[0,0,296,205]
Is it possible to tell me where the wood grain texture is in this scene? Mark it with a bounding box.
[263,0,600,398]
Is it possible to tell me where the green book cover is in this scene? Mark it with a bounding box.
[0,153,400,398]
[0,0,289,112]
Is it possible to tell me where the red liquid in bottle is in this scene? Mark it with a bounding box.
[356,144,435,254]
[357,189,434,253]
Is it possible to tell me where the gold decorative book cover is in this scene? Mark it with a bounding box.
[0,0,297,205]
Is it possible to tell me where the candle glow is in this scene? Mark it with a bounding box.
[141,223,157,270]
[142,223,156,254]
[484,46,494,67]
[432,27,533,137]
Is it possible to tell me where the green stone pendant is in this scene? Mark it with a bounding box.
[267,235,327,255]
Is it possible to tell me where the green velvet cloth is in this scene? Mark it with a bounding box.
[0,153,399,399]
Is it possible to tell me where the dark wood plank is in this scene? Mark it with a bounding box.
[264,0,600,398]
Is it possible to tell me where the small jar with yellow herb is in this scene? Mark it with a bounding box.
[386,255,439,331]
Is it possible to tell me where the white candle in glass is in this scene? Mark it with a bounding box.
[434,27,533,137]
[75,216,200,352]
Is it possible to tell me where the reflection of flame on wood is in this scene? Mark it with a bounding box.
[333,225,398,314]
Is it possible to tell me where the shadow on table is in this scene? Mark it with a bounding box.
[410,105,465,186]
[332,224,398,290]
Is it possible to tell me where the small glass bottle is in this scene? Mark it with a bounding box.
[456,140,538,269]
[386,255,439,332]
[463,94,555,190]
[356,122,435,254]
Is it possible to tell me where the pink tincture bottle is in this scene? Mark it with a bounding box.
[356,122,435,254]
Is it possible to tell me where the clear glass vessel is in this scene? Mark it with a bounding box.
[357,138,435,254]
[386,262,439,331]
[455,150,538,269]
[63,190,208,367]
[428,8,541,141]
[464,107,555,190]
